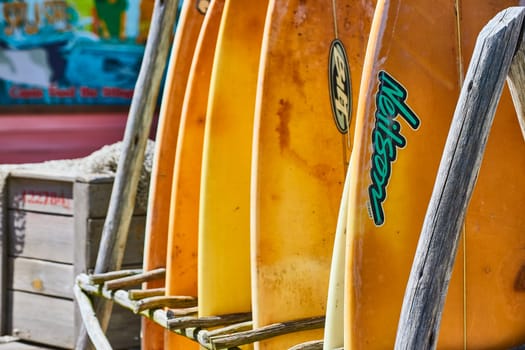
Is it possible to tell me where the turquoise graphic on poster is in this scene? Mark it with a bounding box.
[0,0,181,105]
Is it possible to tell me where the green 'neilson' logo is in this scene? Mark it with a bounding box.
[329,39,351,134]
[368,71,420,226]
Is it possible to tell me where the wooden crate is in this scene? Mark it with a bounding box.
[1,171,146,349]
[0,336,58,350]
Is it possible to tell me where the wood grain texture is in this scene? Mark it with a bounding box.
[8,210,73,263]
[167,313,251,330]
[287,340,323,350]
[134,296,198,313]
[129,287,165,299]
[507,32,525,140]
[73,179,145,281]
[103,268,165,290]
[9,290,140,349]
[395,7,525,350]
[87,216,145,268]
[75,179,146,217]
[10,257,73,299]
[0,341,57,350]
[209,317,325,349]
[7,177,74,215]
[74,284,112,350]
[9,291,74,348]
[89,269,145,285]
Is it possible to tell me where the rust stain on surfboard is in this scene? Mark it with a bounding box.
[514,265,525,291]
[276,98,291,151]
[291,58,306,91]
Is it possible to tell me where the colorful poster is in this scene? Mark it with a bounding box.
[0,0,169,105]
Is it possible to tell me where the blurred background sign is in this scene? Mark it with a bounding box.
[0,0,160,105]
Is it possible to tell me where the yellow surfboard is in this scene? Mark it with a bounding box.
[250,0,373,349]
[345,0,525,348]
[142,1,206,349]
[198,0,269,324]
[165,0,224,349]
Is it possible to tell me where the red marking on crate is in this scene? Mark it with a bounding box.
[21,189,72,210]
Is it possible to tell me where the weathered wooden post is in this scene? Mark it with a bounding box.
[75,0,179,349]
[506,25,525,140]
[395,7,525,350]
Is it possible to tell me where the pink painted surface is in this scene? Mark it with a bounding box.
[0,113,158,164]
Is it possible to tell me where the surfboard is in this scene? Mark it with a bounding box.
[322,161,352,350]
[344,0,525,348]
[249,0,373,349]
[197,0,269,326]
[141,1,206,349]
[164,0,224,349]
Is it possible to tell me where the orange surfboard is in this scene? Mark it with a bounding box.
[344,0,525,348]
[141,1,206,348]
[250,0,373,349]
[164,0,225,348]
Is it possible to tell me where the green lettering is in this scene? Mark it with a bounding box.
[379,71,420,129]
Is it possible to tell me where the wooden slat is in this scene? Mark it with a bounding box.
[7,170,77,183]
[0,341,57,349]
[8,177,74,215]
[6,166,145,220]
[395,7,525,350]
[74,179,146,276]
[287,340,323,350]
[10,257,73,299]
[9,291,75,348]
[86,217,145,268]
[102,268,164,290]
[9,291,140,349]
[209,317,325,349]
[8,210,74,263]
[73,180,147,219]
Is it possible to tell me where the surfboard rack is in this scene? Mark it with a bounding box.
[395,6,525,349]
[74,268,325,350]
